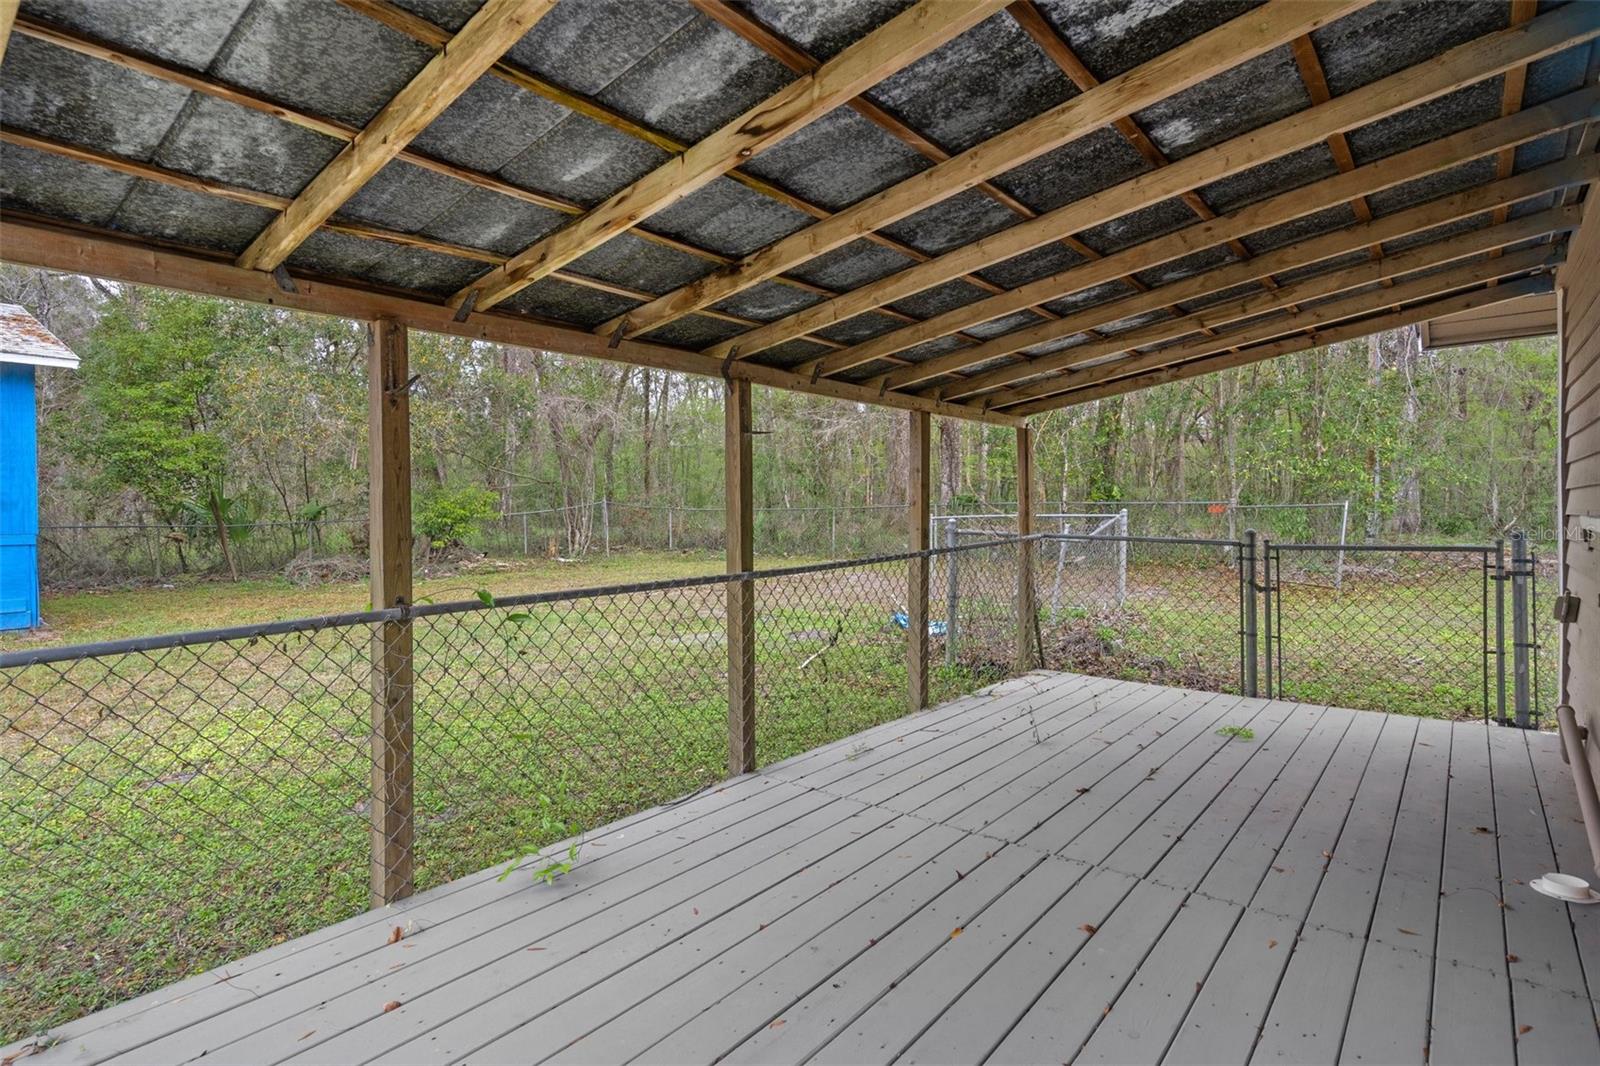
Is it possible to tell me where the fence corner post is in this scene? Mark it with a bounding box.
[1241,528,1259,698]
[945,516,960,667]
[725,377,756,776]
[1015,425,1040,673]
[1495,536,1508,724]
[908,411,931,712]
[366,317,414,907]
[1510,530,1532,728]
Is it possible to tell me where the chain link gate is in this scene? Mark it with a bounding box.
[1249,536,1544,727]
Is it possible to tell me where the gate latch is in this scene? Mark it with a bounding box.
[1552,592,1580,624]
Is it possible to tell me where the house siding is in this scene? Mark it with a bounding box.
[1558,201,1600,799]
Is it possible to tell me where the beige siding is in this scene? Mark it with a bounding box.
[1558,197,1600,795]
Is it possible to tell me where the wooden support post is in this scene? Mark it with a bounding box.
[1016,424,1040,672]
[725,377,756,775]
[907,411,932,711]
[367,318,414,906]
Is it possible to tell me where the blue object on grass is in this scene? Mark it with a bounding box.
[890,610,948,637]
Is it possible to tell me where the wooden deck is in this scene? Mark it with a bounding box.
[12,672,1600,1065]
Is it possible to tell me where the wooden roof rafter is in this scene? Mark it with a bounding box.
[985,217,1574,410]
[781,13,1600,385]
[0,124,838,343]
[450,0,1010,314]
[331,0,1000,359]
[235,0,559,272]
[887,91,1600,398]
[2,0,1596,426]
[0,211,1025,426]
[1014,273,1555,415]
[1003,248,1564,416]
[591,0,1366,345]
[6,12,968,366]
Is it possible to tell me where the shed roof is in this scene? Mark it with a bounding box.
[0,303,79,370]
[1,0,1596,422]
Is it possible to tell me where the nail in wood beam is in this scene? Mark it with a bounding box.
[367,317,414,906]
[908,410,932,711]
[725,377,757,775]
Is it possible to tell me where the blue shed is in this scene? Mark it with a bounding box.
[0,304,78,631]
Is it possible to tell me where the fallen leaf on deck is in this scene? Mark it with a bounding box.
[298,1031,316,1042]
[382,1001,402,1013]
[387,926,403,945]
[526,946,546,952]
[1080,923,1098,935]
[951,927,964,939]
[1398,928,1419,936]
[1506,953,1519,963]
[1472,826,1494,835]
[769,1019,786,1030]
[1268,939,1278,949]
[1518,1025,1533,1036]
[1076,787,1091,794]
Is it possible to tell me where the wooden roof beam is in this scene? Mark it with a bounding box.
[1015,274,1553,414]
[686,0,1106,340]
[815,76,1599,387]
[997,244,1562,413]
[985,212,1575,408]
[1491,0,1541,238]
[453,0,1009,313]
[1006,0,1274,295]
[236,0,558,272]
[709,2,1595,367]
[0,125,850,344]
[335,0,992,351]
[0,0,19,67]
[604,0,1367,344]
[930,155,1595,402]
[887,93,1599,396]
[11,13,937,358]
[1288,33,1380,262]
[0,214,1019,426]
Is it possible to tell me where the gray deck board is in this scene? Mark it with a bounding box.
[13,672,1598,1066]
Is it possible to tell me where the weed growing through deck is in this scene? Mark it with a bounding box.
[1216,725,1256,741]
[498,791,583,887]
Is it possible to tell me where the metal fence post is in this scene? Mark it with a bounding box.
[1495,537,1508,724]
[945,517,959,667]
[830,509,837,558]
[1241,529,1259,698]
[667,507,675,551]
[602,498,611,557]
[1260,538,1274,699]
[1334,499,1349,591]
[1511,530,1532,728]
[1117,508,1129,607]
[520,512,529,557]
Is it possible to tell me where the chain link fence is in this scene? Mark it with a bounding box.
[1,525,1559,1039]
[0,538,1023,1040]
[39,504,917,586]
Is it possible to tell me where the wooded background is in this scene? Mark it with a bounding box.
[6,264,1559,567]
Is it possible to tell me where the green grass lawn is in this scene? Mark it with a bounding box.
[0,548,1539,1040]
[0,551,1010,1040]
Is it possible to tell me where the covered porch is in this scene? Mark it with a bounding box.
[5,0,1600,1059]
[13,672,1598,1065]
